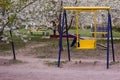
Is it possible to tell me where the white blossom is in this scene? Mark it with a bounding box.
[1,37,8,41]
[23,39,28,43]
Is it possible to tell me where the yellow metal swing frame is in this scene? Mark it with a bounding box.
[63,7,110,49]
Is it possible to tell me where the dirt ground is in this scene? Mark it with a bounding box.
[0,42,120,80]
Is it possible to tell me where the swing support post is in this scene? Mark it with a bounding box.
[58,10,70,67]
[106,10,115,69]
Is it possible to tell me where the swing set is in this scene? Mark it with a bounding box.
[58,7,115,69]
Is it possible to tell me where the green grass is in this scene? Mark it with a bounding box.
[69,29,120,37]
[113,31,120,37]
[68,29,91,37]
[0,37,26,51]
[1,28,120,53]
[15,28,120,37]
[0,32,119,52]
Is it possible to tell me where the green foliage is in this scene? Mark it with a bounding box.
[0,0,11,4]
[0,0,11,12]
[8,13,17,25]
[21,0,28,2]
[113,25,120,32]
[5,0,11,4]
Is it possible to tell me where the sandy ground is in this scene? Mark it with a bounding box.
[0,43,120,80]
[0,56,120,80]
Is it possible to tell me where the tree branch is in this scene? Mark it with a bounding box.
[17,0,38,13]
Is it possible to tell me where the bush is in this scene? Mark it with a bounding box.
[113,25,120,32]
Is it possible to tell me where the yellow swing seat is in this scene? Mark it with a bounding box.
[76,39,96,49]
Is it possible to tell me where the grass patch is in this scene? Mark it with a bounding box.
[3,59,24,65]
[74,60,82,64]
[0,37,26,51]
[69,29,120,37]
[44,60,68,67]
[37,55,52,59]
[93,61,98,65]
[0,41,11,51]
[110,61,120,65]
[34,38,59,53]
[8,59,23,64]
[1,28,120,58]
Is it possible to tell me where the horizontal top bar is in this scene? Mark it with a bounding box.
[63,7,110,11]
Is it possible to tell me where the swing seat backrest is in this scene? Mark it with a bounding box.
[97,27,107,32]
[91,27,107,32]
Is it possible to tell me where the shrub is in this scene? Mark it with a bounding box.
[113,25,120,32]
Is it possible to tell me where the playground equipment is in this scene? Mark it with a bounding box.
[58,7,115,69]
